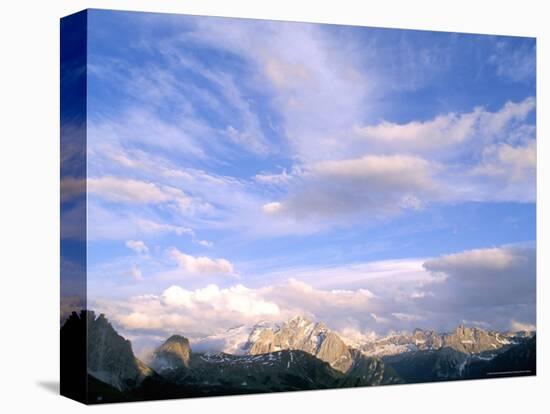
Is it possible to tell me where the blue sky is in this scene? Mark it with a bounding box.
[74,9,536,351]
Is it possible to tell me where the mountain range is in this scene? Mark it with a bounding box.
[61,310,536,404]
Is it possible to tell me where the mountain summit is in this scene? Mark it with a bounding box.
[63,311,153,392]
[61,310,535,404]
[248,315,354,373]
[150,334,192,372]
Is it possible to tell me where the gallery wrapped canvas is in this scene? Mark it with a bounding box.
[60,9,536,404]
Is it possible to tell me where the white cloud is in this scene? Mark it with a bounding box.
[356,111,479,151]
[510,320,536,332]
[85,19,535,240]
[473,141,536,180]
[355,97,535,154]
[263,278,376,317]
[370,313,391,324]
[162,284,280,316]
[187,17,373,164]
[254,169,293,186]
[94,279,379,340]
[257,258,434,294]
[336,327,378,347]
[392,312,424,322]
[256,99,535,226]
[262,201,283,214]
[262,154,439,220]
[93,244,535,349]
[135,219,194,237]
[127,266,144,282]
[424,247,522,273]
[488,40,536,83]
[312,155,436,189]
[466,140,536,202]
[422,245,536,311]
[87,201,196,241]
[125,240,149,254]
[168,248,235,275]
[88,176,192,213]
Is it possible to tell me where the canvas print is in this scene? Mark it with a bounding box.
[60,9,536,404]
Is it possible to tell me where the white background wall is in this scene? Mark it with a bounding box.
[0,0,548,412]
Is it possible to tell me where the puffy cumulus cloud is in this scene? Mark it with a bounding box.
[262,278,376,319]
[258,100,535,226]
[422,245,536,310]
[92,285,284,344]
[168,248,235,276]
[162,284,280,317]
[94,279,382,344]
[88,176,193,213]
[98,294,197,333]
[262,154,439,220]
[93,243,536,355]
[336,327,378,347]
[125,240,149,254]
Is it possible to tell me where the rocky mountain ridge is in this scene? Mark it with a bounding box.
[61,310,536,404]
[149,326,400,388]
[84,311,153,391]
[150,334,191,372]
[235,315,533,360]
[192,315,534,362]
[358,324,526,357]
[248,315,354,373]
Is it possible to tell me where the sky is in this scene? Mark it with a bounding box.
[65,9,536,354]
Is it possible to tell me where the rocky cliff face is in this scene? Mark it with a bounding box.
[150,335,192,372]
[360,325,516,357]
[441,325,510,354]
[412,328,443,350]
[248,316,354,373]
[86,311,152,391]
[71,310,534,403]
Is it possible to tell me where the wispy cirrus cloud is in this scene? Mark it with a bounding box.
[488,39,536,83]
[83,11,536,345]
